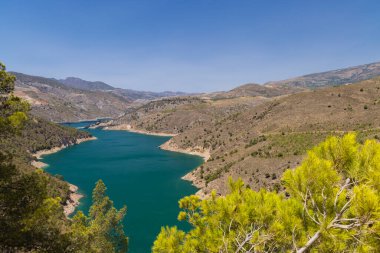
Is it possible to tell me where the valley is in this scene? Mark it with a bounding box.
[4,2,380,251]
[98,64,380,197]
[5,60,380,251]
[13,72,187,122]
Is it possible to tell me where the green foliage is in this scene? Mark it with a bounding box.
[0,153,72,252]
[70,180,128,253]
[0,62,15,94]
[153,133,380,252]
[245,135,267,148]
[0,154,128,252]
[0,62,29,133]
[0,63,127,251]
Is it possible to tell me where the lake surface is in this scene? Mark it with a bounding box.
[42,122,203,253]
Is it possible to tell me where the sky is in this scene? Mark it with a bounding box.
[1,0,380,92]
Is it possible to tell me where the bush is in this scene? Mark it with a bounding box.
[153,133,380,252]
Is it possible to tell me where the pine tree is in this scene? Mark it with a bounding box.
[70,180,128,253]
[0,62,128,252]
[153,133,380,252]
[0,62,29,133]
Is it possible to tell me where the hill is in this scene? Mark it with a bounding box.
[265,61,380,88]
[206,83,301,99]
[58,77,188,100]
[59,77,115,91]
[13,72,189,122]
[12,72,131,122]
[102,96,269,135]
[0,112,93,208]
[103,77,380,197]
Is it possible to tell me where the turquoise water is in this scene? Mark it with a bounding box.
[42,122,203,253]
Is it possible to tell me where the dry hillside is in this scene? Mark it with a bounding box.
[266,61,380,88]
[105,77,380,196]
[103,96,270,134]
[13,72,131,122]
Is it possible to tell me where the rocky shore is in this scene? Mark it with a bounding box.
[104,123,177,137]
[31,136,97,217]
[64,184,83,217]
[159,139,210,161]
[159,139,210,198]
[94,123,210,197]
[181,171,208,198]
[32,136,97,160]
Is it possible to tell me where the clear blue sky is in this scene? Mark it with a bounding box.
[1,0,380,92]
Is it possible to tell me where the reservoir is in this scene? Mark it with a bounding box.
[42,122,203,253]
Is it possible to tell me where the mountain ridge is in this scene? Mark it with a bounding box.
[59,77,115,91]
[12,72,189,122]
[264,61,380,88]
[103,76,380,197]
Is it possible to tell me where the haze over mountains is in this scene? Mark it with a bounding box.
[202,61,380,100]
[11,60,380,128]
[59,76,188,99]
[59,77,115,91]
[12,72,187,122]
[265,61,380,88]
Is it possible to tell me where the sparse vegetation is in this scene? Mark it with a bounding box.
[110,76,380,195]
[153,134,380,252]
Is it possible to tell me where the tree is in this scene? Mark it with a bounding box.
[0,152,73,252]
[153,133,380,252]
[70,180,128,253]
[0,157,129,252]
[0,63,72,251]
[0,62,15,94]
[0,62,128,252]
[0,62,29,133]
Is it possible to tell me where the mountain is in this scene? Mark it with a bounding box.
[206,83,301,99]
[265,61,380,88]
[13,72,131,122]
[12,73,189,122]
[102,76,380,197]
[59,77,115,91]
[109,88,188,101]
[103,95,269,134]
[58,76,188,100]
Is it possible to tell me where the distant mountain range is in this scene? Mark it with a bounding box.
[59,77,188,100]
[205,61,380,99]
[12,72,187,122]
[206,83,299,99]
[59,77,115,91]
[11,61,380,122]
[265,61,380,88]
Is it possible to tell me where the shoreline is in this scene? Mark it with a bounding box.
[56,117,112,124]
[31,136,97,217]
[159,139,210,161]
[101,124,210,196]
[96,123,209,197]
[159,139,211,198]
[32,136,97,160]
[104,124,177,137]
[64,184,84,217]
[181,171,208,199]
